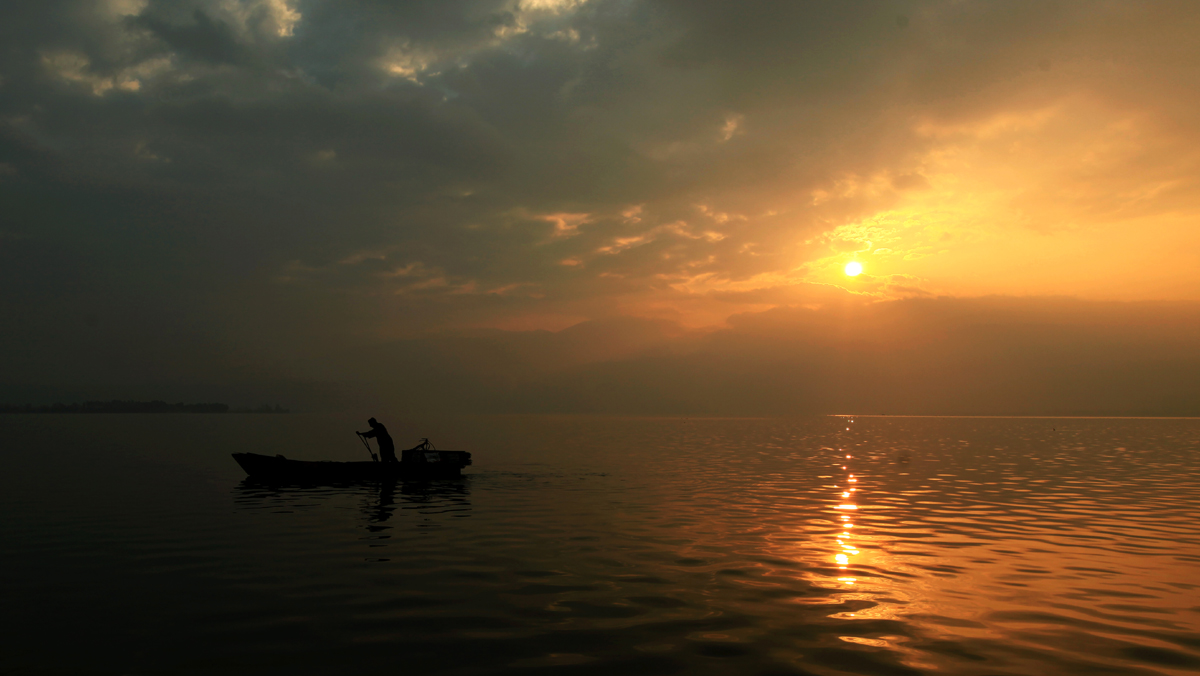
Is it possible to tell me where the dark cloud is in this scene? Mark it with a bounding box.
[135,9,253,67]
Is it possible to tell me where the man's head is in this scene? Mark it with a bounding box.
[368,417,378,426]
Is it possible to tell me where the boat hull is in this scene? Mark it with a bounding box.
[232,451,471,481]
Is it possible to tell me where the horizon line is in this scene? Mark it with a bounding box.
[831,414,1200,420]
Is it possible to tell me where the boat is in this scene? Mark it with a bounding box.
[232,448,472,481]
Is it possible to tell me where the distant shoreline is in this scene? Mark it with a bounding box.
[0,401,288,414]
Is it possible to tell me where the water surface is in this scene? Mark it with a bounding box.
[2,414,1199,675]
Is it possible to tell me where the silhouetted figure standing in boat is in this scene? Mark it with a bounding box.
[357,418,397,464]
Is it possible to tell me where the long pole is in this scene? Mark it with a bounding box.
[357,433,378,462]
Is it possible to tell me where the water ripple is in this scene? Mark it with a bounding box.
[2,414,1199,674]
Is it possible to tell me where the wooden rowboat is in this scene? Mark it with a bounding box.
[232,449,471,481]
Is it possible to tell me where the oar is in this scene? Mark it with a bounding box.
[357,432,379,462]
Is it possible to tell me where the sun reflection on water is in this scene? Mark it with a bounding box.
[835,418,859,585]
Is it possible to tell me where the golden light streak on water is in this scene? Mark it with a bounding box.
[833,425,862,584]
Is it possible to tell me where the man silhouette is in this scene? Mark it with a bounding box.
[357,418,396,463]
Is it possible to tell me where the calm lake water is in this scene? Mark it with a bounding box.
[2,414,1199,676]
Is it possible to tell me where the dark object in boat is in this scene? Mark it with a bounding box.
[232,449,471,480]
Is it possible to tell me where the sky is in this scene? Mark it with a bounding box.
[3,0,1200,414]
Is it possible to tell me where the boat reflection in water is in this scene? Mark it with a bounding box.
[232,477,472,561]
[368,481,397,529]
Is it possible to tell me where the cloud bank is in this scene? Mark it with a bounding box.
[3,1,1199,413]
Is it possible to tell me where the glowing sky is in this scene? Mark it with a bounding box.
[4,1,1200,412]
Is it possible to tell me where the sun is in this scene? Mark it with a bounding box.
[844,261,863,277]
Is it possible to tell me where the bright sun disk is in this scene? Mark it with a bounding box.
[844,261,863,276]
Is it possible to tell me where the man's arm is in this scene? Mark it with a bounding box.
[360,429,378,439]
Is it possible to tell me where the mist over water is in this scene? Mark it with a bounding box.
[3,414,1199,675]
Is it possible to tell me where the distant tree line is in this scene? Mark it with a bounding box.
[0,400,289,413]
